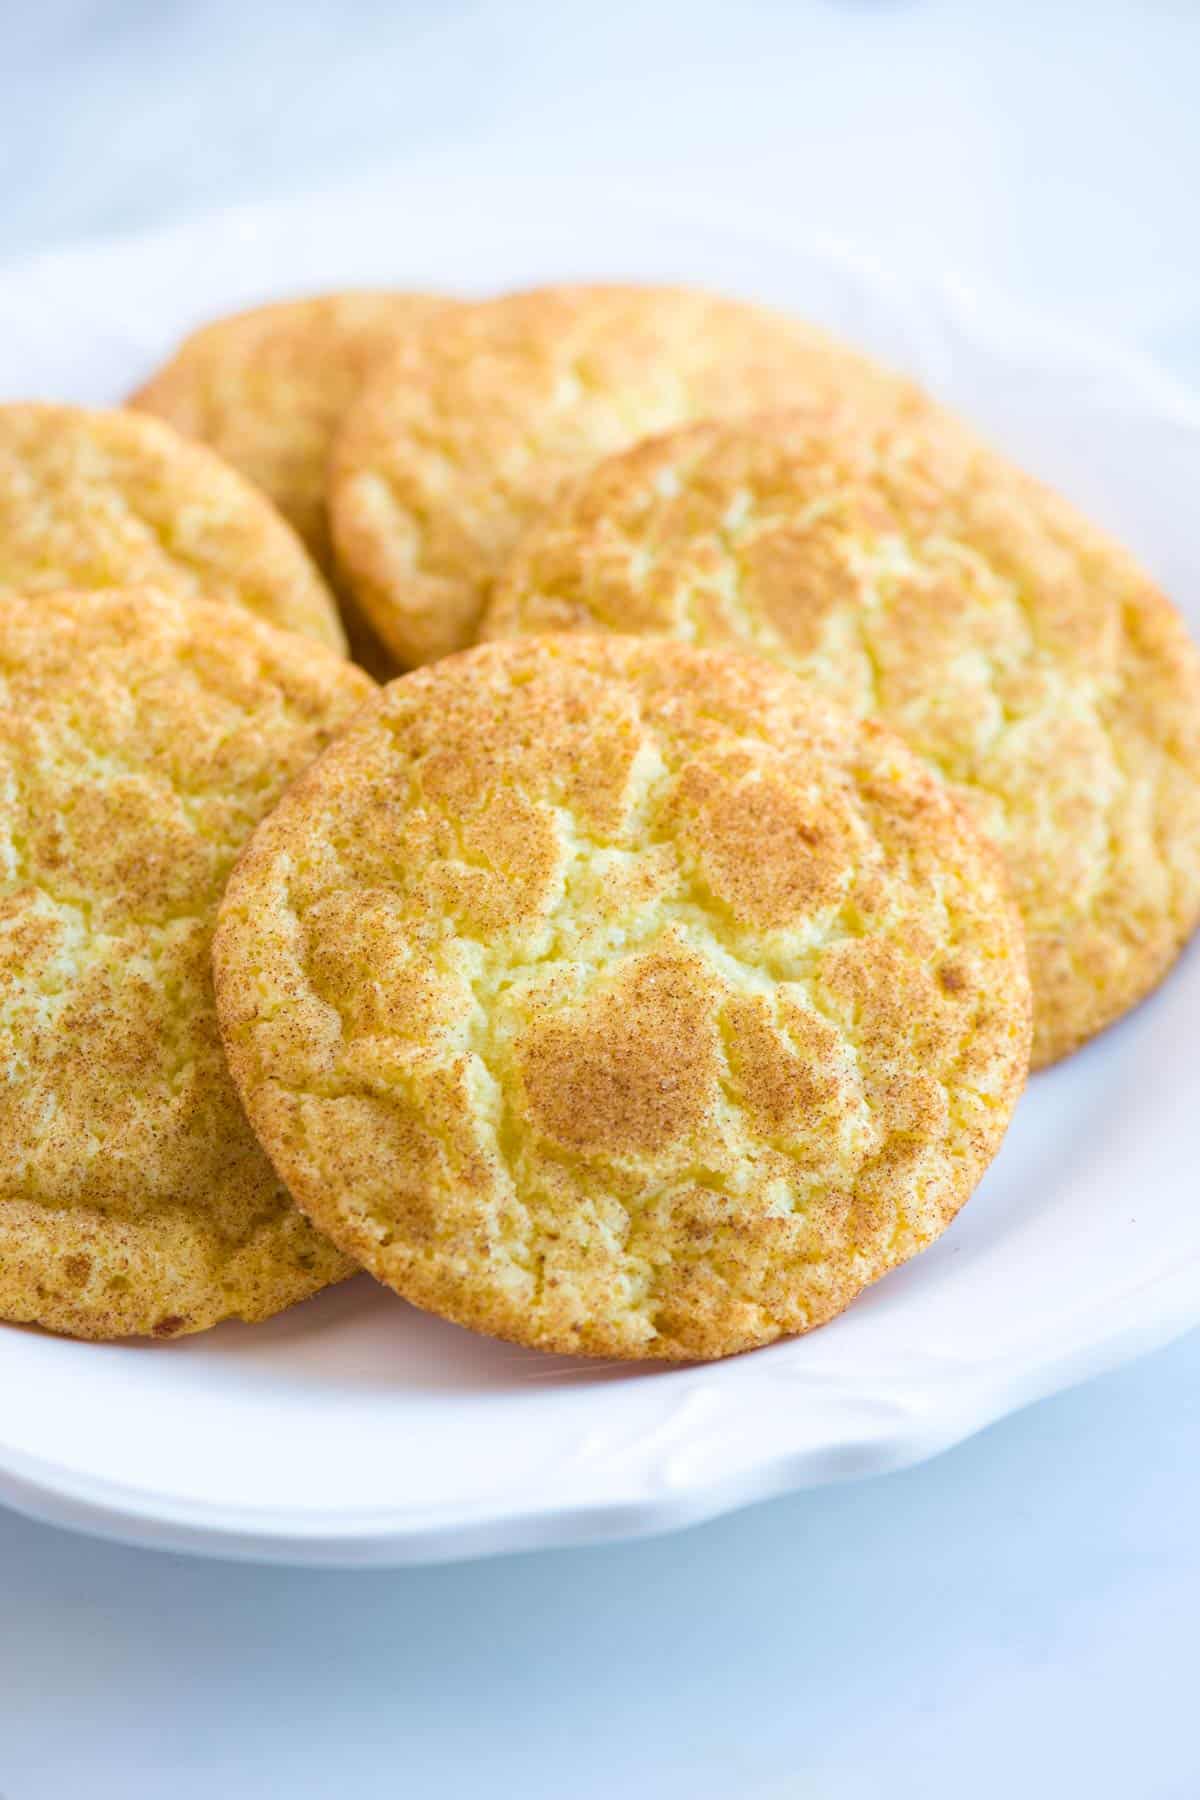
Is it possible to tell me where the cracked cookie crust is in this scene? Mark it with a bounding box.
[0,402,346,652]
[485,411,1200,1066]
[0,588,373,1339]
[214,636,1031,1361]
[328,283,923,668]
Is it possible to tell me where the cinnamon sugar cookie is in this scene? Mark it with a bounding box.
[0,588,373,1339]
[214,637,1030,1361]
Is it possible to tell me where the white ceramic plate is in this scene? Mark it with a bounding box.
[1,165,1198,1567]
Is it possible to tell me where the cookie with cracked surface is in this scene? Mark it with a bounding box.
[0,588,374,1340]
[485,411,1200,1067]
[213,636,1031,1362]
[130,291,456,667]
[0,403,345,652]
[328,283,923,668]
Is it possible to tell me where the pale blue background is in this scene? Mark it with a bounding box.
[3,4,1199,1795]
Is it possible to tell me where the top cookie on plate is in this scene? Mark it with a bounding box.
[0,402,345,652]
[213,636,1030,1362]
[130,291,454,588]
[328,284,923,667]
[485,410,1200,1066]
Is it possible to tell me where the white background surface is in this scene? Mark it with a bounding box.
[3,2,1199,1794]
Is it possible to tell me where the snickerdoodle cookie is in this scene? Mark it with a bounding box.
[0,588,373,1338]
[214,636,1030,1361]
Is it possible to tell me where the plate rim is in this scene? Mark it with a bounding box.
[0,1281,1195,1566]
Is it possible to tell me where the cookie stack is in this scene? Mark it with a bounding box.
[0,283,1195,1361]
